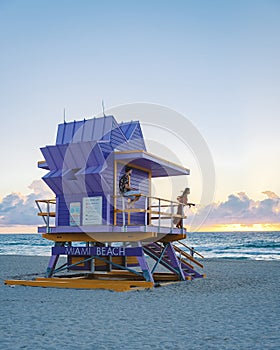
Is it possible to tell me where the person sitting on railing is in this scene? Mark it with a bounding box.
[119,166,141,208]
[173,187,195,228]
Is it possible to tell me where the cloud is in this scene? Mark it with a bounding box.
[1,181,279,229]
[0,181,53,226]
[262,190,279,200]
[190,191,280,226]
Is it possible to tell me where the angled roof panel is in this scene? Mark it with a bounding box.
[114,151,189,178]
[72,120,86,143]
[119,121,137,139]
[45,145,68,170]
[83,116,117,143]
[64,122,75,143]
[55,116,120,145]
[109,127,127,149]
[118,121,146,151]
[56,123,65,144]
[98,141,114,159]
[41,147,57,171]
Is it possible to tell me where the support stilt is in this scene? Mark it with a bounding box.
[164,243,186,281]
[46,242,64,277]
[137,243,154,282]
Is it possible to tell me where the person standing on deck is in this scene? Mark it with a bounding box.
[119,166,141,207]
[174,187,195,228]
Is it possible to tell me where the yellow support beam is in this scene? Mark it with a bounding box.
[38,212,56,217]
[159,233,187,242]
[5,278,154,292]
[42,231,158,243]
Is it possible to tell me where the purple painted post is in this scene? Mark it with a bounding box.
[46,242,64,277]
[46,254,59,278]
[136,244,154,283]
[165,243,186,280]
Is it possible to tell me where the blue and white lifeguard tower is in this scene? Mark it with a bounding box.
[6,115,205,291]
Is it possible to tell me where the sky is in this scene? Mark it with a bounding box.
[0,0,280,232]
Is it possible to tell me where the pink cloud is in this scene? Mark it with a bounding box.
[190,191,280,226]
[0,181,53,226]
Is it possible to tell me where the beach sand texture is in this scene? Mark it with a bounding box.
[0,256,279,350]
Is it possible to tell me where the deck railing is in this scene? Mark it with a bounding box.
[114,194,190,232]
[35,199,56,232]
[36,195,192,233]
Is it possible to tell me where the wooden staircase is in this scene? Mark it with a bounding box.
[143,242,205,280]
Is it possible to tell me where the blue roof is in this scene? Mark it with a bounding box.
[56,115,125,145]
[40,115,188,195]
[55,116,146,151]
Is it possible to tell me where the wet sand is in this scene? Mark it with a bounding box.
[0,256,279,349]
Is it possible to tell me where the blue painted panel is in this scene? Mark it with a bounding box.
[62,170,84,194]
[98,156,114,195]
[57,194,68,226]
[58,116,124,144]
[132,122,144,139]
[80,141,98,164]
[110,127,127,149]
[47,145,67,170]
[56,123,66,144]
[81,165,103,175]
[38,161,49,170]
[43,169,63,194]
[78,116,114,143]
[57,193,108,227]
[119,121,136,139]
[55,195,59,226]
[41,116,150,228]
[114,163,150,225]
[127,124,146,151]
[53,246,143,256]
[64,123,75,144]
[57,121,84,144]
[62,143,83,169]
[91,118,103,141]
[86,143,105,168]
[116,124,146,151]
[81,118,94,142]
[83,174,102,193]
[44,169,85,195]
[52,142,99,170]
[101,116,114,142]
[130,167,149,225]
[43,177,61,195]
[72,120,85,142]
[99,142,114,159]
[41,147,57,171]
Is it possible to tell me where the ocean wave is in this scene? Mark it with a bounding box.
[1,232,280,261]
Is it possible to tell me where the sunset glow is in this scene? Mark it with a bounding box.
[197,223,280,233]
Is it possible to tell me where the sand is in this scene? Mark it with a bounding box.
[0,256,279,350]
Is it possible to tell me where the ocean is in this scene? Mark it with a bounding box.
[0,231,279,260]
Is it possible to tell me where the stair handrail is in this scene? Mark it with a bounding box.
[173,245,204,268]
[177,240,204,259]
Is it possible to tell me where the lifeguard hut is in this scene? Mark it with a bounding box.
[5,115,205,291]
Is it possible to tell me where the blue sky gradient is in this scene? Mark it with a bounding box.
[0,0,280,230]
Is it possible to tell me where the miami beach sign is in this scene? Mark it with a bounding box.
[52,246,143,257]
